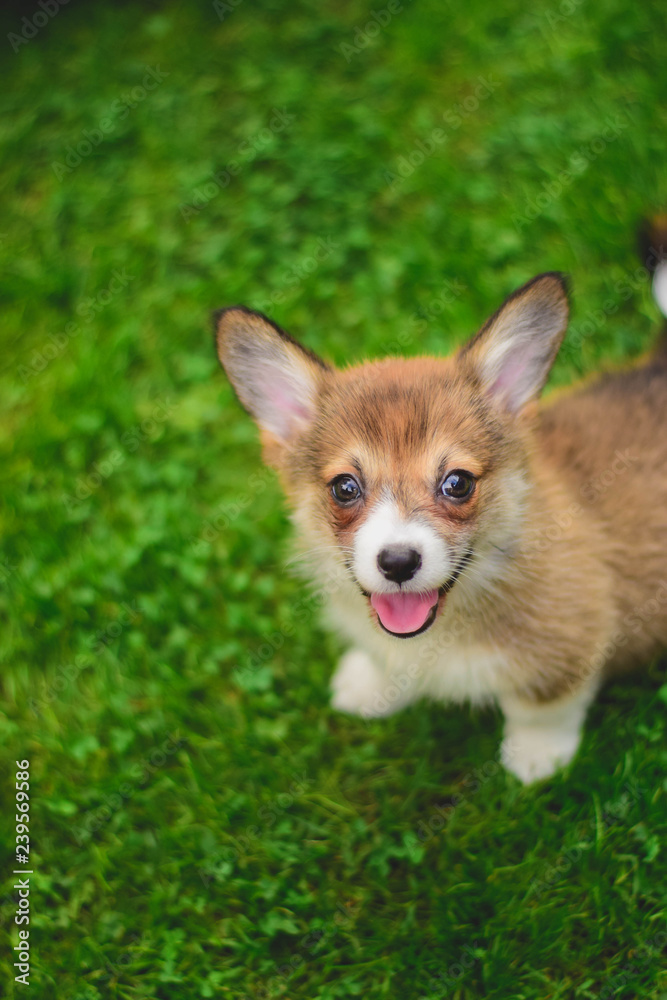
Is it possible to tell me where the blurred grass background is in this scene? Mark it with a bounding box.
[1,0,667,997]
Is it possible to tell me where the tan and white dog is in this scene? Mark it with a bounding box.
[215,239,667,783]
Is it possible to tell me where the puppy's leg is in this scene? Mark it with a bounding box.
[331,649,417,718]
[499,678,600,783]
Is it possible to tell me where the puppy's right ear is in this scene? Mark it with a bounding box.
[214,307,331,445]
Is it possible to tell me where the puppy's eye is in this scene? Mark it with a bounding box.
[331,475,362,505]
[440,470,475,500]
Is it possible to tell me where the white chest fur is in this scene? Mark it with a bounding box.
[325,586,511,717]
[326,585,597,785]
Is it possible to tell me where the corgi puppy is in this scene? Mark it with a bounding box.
[215,236,667,783]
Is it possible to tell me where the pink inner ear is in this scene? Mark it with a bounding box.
[490,356,530,408]
[262,372,312,437]
[269,384,310,420]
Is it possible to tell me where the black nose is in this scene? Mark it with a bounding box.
[377,546,422,584]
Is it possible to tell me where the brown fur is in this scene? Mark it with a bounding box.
[537,353,667,675]
[216,273,667,709]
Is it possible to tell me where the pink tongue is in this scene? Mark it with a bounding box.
[370,590,438,634]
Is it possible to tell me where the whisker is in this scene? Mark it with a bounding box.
[285,543,355,566]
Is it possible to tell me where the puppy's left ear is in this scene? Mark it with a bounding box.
[460,273,569,413]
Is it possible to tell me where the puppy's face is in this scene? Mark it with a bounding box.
[215,274,568,638]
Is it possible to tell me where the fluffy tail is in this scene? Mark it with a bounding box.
[638,213,667,318]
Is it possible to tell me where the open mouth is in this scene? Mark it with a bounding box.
[370,589,441,638]
[365,548,473,639]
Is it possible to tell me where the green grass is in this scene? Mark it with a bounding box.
[1,0,667,996]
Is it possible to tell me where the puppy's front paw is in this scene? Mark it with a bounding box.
[331,650,395,719]
[501,727,582,784]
